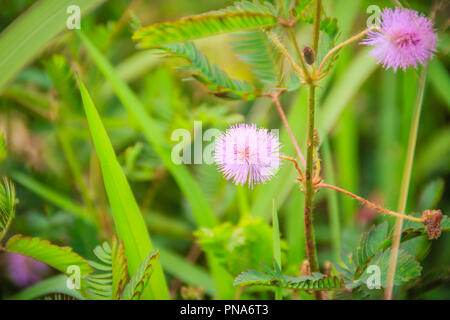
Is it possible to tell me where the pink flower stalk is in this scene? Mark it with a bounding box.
[6,253,49,287]
[362,8,437,71]
[214,124,281,188]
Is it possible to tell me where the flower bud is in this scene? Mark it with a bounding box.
[422,209,443,240]
[303,46,315,65]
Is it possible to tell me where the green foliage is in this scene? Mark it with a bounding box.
[5,234,93,276]
[332,220,450,290]
[76,74,169,299]
[159,42,260,100]
[132,1,278,47]
[42,293,77,300]
[0,0,103,93]
[231,30,278,85]
[234,262,344,291]
[121,249,159,300]
[43,54,81,113]
[83,238,128,300]
[0,133,6,163]
[0,178,15,242]
[195,217,275,276]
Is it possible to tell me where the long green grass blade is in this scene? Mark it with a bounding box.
[0,0,103,93]
[76,75,169,299]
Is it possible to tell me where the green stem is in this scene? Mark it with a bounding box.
[385,67,428,300]
[304,85,319,275]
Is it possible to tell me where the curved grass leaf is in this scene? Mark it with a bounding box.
[0,178,15,242]
[159,42,260,100]
[132,1,278,47]
[121,249,159,300]
[5,235,93,276]
[0,0,104,93]
[76,75,169,300]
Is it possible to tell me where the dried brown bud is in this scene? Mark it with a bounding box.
[422,209,443,240]
[303,46,315,65]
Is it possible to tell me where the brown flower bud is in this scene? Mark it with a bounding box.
[300,259,311,276]
[303,46,315,65]
[421,209,443,240]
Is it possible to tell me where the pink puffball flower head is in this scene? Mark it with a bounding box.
[214,124,281,188]
[362,8,437,71]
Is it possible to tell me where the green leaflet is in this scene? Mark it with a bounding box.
[0,0,104,93]
[5,235,93,277]
[195,217,274,276]
[83,238,128,300]
[132,1,278,47]
[76,75,169,300]
[159,42,260,100]
[0,178,15,242]
[0,132,7,163]
[234,265,344,291]
[121,249,159,300]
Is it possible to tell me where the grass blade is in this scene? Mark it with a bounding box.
[0,0,103,92]
[76,74,169,299]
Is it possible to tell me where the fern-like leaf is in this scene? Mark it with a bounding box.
[133,1,278,47]
[84,242,114,300]
[84,237,128,300]
[0,178,15,242]
[231,30,278,85]
[159,42,261,100]
[5,235,93,276]
[121,249,159,300]
[0,132,6,163]
[234,266,345,291]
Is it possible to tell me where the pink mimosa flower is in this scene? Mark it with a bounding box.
[214,124,281,188]
[362,8,437,71]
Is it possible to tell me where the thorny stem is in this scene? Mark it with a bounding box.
[316,184,423,223]
[279,155,304,182]
[385,66,428,300]
[305,1,322,300]
[271,92,306,168]
[317,27,377,74]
